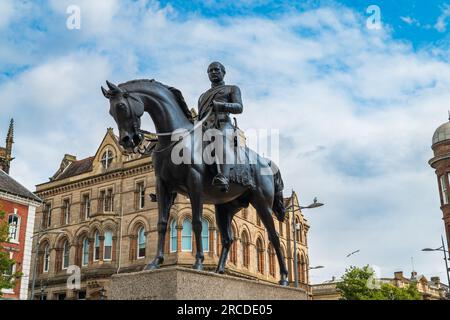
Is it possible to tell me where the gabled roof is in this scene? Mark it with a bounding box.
[0,170,41,202]
[55,156,94,180]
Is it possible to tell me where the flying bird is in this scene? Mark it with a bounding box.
[346,249,360,258]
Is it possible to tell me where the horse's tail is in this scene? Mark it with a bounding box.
[271,163,286,222]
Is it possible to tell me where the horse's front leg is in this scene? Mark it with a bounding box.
[145,178,174,270]
[188,171,204,270]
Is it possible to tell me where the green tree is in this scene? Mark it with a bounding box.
[336,265,422,300]
[0,206,22,296]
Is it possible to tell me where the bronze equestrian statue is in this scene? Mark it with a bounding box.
[102,63,289,285]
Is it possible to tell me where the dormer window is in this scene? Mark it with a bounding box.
[101,149,114,169]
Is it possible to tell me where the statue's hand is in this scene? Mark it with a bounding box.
[212,100,224,112]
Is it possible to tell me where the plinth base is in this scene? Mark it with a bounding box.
[110,266,307,300]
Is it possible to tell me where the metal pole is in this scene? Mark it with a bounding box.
[441,235,450,292]
[292,190,298,288]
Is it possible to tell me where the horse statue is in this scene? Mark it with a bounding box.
[102,79,290,285]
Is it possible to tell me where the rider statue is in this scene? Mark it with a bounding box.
[198,62,243,193]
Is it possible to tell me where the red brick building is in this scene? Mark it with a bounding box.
[0,170,41,299]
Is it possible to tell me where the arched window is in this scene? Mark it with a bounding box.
[202,219,209,252]
[104,230,113,261]
[82,238,89,266]
[101,148,114,169]
[43,243,50,273]
[8,213,20,243]
[62,240,70,270]
[137,227,146,258]
[268,243,276,277]
[170,220,177,252]
[256,238,264,274]
[94,231,100,261]
[229,226,237,265]
[182,219,192,252]
[241,231,250,268]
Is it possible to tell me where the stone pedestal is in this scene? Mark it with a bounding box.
[110,266,308,300]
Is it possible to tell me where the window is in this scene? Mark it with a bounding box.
[170,220,177,252]
[42,203,52,228]
[8,213,20,242]
[137,182,145,210]
[202,219,209,252]
[57,293,66,300]
[137,227,146,258]
[241,231,250,268]
[62,199,70,225]
[100,189,114,212]
[256,215,261,227]
[101,148,114,169]
[81,194,90,220]
[62,240,70,270]
[82,238,89,266]
[43,244,50,273]
[279,221,283,237]
[256,238,264,274]
[442,175,449,205]
[94,232,100,261]
[182,219,192,252]
[104,230,113,261]
[77,290,86,300]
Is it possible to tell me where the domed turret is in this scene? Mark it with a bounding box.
[429,113,450,256]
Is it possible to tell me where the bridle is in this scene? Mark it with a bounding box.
[120,89,212,155]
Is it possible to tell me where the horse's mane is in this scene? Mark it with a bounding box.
[119,79,194,124]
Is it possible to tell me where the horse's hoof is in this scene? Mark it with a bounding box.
[193,262,203,271]
[144,263,159,271]
[279,279,289,286]
[216,267,225,274]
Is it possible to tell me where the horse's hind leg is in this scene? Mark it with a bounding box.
[188,170,205,270]
[215,201,240,274]
[250,194,289,286]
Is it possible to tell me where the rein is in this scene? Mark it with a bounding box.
[125,90,212,155]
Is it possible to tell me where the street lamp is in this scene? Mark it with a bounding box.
[422,235,450,296]
[285,190,324,288]
[308,265,325,270]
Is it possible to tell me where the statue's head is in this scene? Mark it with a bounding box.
[101,80,144,152]
[207,61,226,83]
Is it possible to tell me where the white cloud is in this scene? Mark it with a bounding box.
[0,0,14,29]
[1,1,448,283]
[435,4,450,32]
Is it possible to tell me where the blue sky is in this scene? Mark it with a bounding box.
[2,0,450,284]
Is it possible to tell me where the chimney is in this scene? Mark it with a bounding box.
[411,271,418,280]
[394,271,403,280]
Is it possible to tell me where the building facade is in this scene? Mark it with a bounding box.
[0,170,41,299]
[30,128,311,300]
[429,116,450,254]
[312,271,448,300]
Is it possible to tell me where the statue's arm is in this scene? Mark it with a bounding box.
[214,86,243,114]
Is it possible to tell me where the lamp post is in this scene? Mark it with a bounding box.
[285,190,324,288]
[308,265,325,270]
[422,235,450,296]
